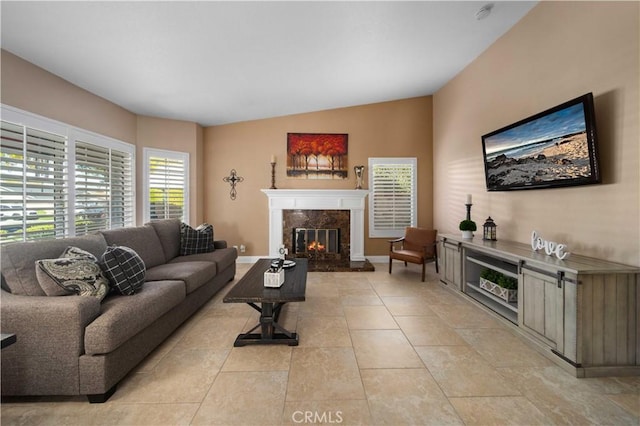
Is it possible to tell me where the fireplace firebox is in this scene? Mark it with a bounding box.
[293,228,340,255]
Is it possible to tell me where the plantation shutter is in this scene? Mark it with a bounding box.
[368,157,417,238]
[74,141,134,235]
[144,149,188,222]
[1,121,68,243]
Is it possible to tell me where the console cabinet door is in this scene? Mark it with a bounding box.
[520,266,563,350]
[440,239,462,290]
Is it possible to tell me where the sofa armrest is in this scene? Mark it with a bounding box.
[214,240,228,249]
[0,289,102,395]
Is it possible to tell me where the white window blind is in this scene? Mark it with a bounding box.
[74,141,134,235]
[0,105,135,243]
[1,121,69,242]
[143,148,189,222]
[368,157,417,238]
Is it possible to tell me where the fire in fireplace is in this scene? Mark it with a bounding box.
[293,228,340,255]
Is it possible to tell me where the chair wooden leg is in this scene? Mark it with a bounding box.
[389,258,392,274]
[404,261,407,267]
[422,262,426,282]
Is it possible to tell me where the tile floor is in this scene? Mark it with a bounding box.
[2,262,639,425]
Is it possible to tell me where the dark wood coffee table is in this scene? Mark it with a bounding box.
[223,258,307,346]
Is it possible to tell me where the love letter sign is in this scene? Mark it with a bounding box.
[531,230,570,260]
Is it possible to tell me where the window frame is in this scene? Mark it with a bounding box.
[1,104,136,242]
[142,147,189,223]
[367,157,418,238]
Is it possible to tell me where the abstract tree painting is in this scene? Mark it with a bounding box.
[286,133,348,179]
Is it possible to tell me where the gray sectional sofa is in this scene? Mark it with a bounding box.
[0,219,237,402]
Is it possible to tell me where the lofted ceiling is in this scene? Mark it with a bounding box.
[1,1,537,126]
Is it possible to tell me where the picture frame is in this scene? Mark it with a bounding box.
[286,133,348,179]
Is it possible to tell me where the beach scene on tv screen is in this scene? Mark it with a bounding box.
[484,103,593,188]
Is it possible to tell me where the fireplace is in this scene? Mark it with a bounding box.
[261,189,369,265]
[284,209,349,261]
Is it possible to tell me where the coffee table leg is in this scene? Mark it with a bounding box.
[233,302,299,346]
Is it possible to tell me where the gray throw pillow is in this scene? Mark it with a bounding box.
[36,246,109,301]
[101,246,146,295]
[180,222,215,255]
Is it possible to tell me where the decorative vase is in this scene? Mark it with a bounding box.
[461,230,473,239]
[354,165,365,189]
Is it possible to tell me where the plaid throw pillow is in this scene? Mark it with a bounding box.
[101,246,146,295]
[180,222,215,255]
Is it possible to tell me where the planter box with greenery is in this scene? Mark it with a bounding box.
[478,268,518,303]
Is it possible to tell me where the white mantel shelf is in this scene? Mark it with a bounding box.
[261,189,369,261]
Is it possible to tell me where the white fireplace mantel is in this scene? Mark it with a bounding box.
[261,189,369,261]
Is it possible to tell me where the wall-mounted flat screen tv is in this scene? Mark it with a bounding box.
[481,93,600,191]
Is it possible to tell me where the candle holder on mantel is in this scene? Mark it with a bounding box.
[465,203,472,221]
[270,162,277,189]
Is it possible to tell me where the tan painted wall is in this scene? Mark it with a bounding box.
[204,96,433,256]
[1,50,137,144]
[136,116,204,225]
[1,49,204,226]
[433,2,639,266]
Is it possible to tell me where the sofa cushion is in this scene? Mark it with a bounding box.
[145,261,217,294]
[169,247,237,274]
[0,233,108,296]
[35,246,110,300]
[180,223,215,255]
[147,219,182,262]
[84,280,185,355]
[100,225,165,268]
[101,246,146,295]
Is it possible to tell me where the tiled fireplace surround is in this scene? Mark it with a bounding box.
[261,189,369,267]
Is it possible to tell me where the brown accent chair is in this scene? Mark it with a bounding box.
[389,228,438,282]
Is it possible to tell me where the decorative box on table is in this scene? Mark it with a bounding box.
[264,268,285,288]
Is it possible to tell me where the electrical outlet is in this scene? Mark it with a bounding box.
[233,245,238,251]
[240,244,246,253]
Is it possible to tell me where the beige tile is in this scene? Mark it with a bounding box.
[351,329,423,368]
[111,347,229,403]
[607,393,640,417]
[382,295,437,315]
[449,396,552,425]
[429,302,505,329]
[296,316,352,347]
[361,368,463,425]
[192,371,288,425]
[499,366,639,425]
[369,279,431,297]
[287,347,365,401]
[339,286,383,306]
[335,277,375,291]
[179,315,252,349]
[0,401,200,426]
[395,315,468,346]
[456,328,552,368]
[221,345,292,371]
[282,400,372,425]
[305,280,340,298]
[297,296,344,317]
[343,305,398,329]
[415,345,521,397]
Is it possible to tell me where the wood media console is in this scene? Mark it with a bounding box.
[439,234,639,378]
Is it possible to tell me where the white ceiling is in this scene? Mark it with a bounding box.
[1,1,537,126]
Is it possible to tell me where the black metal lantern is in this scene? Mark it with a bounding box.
[483,217,497,241]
